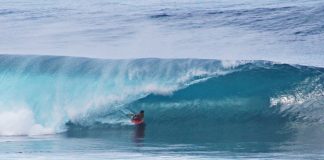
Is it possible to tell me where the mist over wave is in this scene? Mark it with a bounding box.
[0,55,323,136]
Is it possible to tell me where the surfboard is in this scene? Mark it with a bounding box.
[131,118,144,125]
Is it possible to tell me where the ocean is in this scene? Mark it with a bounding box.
[1,0,324,159]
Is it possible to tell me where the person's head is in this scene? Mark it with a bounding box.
[140,110,144,114]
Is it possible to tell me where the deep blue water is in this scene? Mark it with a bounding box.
[1,0,324,66]
[1,0,324,159]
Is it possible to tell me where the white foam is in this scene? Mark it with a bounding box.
[221,60,249,69]
[0,108,54,136]
[270,81,324,123]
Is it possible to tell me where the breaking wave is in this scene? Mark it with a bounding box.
[0,55,323,135]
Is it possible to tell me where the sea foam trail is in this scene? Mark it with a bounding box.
[0,55,324,136]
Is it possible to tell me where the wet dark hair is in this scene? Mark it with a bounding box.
[140,110,144,113]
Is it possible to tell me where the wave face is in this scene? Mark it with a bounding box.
[129,64,324,126]
[0,55,324,135]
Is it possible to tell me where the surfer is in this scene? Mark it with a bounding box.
[132,110,144,121]
[127,110,144,125]
[128,110,145,125]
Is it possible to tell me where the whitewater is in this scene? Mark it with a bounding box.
[1,0,324,159]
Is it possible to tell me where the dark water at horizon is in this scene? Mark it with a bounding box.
[1,0,324,66]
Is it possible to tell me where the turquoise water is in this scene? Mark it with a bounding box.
[0,55,324,159]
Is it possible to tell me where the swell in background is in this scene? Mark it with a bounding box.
[1,0,324,66]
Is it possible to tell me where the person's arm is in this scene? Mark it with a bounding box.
[127,113,135,117]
